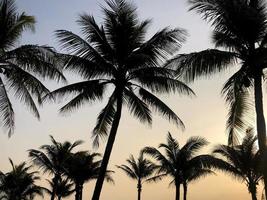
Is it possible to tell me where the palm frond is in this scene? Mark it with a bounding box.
[139,87,185,129]
[0,78,14,136]
[92,92,116,148]
[124,89,152,125]
[167,49,237,82]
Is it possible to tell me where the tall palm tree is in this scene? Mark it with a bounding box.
[0,0,65,136]
[28,136,83,200]
[0,159,43,200]
[213,129,263,200]
[46,0,194,199]
[64,151,114,200]
[44,178,74,200]
[117,153,157,200]
[166,0,267,195]
[143,133,215,200]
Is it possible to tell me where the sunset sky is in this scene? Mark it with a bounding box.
[0,0,265,199]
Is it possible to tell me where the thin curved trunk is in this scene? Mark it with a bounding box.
[175,181,180,200]
[254,72,267,198]
[92,92,123,200]
[80,183,84,200]
[137,180,142,200]
[75,183,79,200]
[248,182,257,200]
[183,182,187,200]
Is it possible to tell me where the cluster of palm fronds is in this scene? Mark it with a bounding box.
[2,0,267,199]
[0,131,264,200]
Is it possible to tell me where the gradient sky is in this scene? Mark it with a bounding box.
[0,0,265,200]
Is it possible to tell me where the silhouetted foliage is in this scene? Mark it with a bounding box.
[45,0,194,199]
[0,0,65,136]
[28,136,83,200]
[213,129,263,200]
[0,159,43,200]
[117,153,157,200]
[143,132,216,200]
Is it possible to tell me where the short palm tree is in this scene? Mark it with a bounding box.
[46,0,194,199]
[28,136,83,200]
[64,151,114,200]
[44,178,74,200]
[0,0,65,136]
[213,129,263,200]
[143,133,216,200]
[117,153,157,200]
[166,0,267,195]
[0,159,43,200]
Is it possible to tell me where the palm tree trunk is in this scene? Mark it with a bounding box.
[92,93,123,200]
[251,192,257,200]
[183,183,187,200]
[254,72,267,198]
[175,181,180,200]
[75,183,79,200]
[137,180,142,200]
[80,183,84,200]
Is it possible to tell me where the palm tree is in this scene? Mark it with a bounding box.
[117,153,157,200]
[143,133,215,200]
[0,0,65,136]
[213,129,263,200]
[0,159,43,200]
[46,0,194,199]
[28,136,83,200]
[44,178,74,200]
[64,151,114,200]
[166,0,267,195]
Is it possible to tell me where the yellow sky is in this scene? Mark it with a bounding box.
[0,0,266,199]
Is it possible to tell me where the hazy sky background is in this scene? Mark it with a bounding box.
[0,0,265,200]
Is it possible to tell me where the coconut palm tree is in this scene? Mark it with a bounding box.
[0,159,43,200]
[213,129,263,200]
[0,0,65,136]
[64,151,114,200]
[117,153,157,200]
[143,133,216,200]
[45,0,194,199]
[28,136,83,200]
[166,0,267,195]
[43,178,74,200]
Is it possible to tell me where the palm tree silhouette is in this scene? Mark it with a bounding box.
[28,136,83,200]
[46,0,194,199]
[0,159,43,200]
[64,151,114,200]
[213,129,263,200]
[117,153,157,200]
[0,0,65,136]
[166,0,267,196]
[143,133,216,200]
[44,178,74,200]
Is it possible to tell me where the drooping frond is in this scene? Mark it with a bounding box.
[124,88,152,125]
[138,87,185,129]
[92,92,116,148]
[0,0,35,49]
[167,49,237,82]
[222,68,254,145]
[0,78,14,136]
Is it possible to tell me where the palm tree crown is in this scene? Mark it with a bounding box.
[117,153,157,200]
[143,132,216,200]
[213,129,263,200]
[0,0,65,136]
[64,151,114,200]
[28,136,83,200]
[0,159,43,200]
[46,0,194,199]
